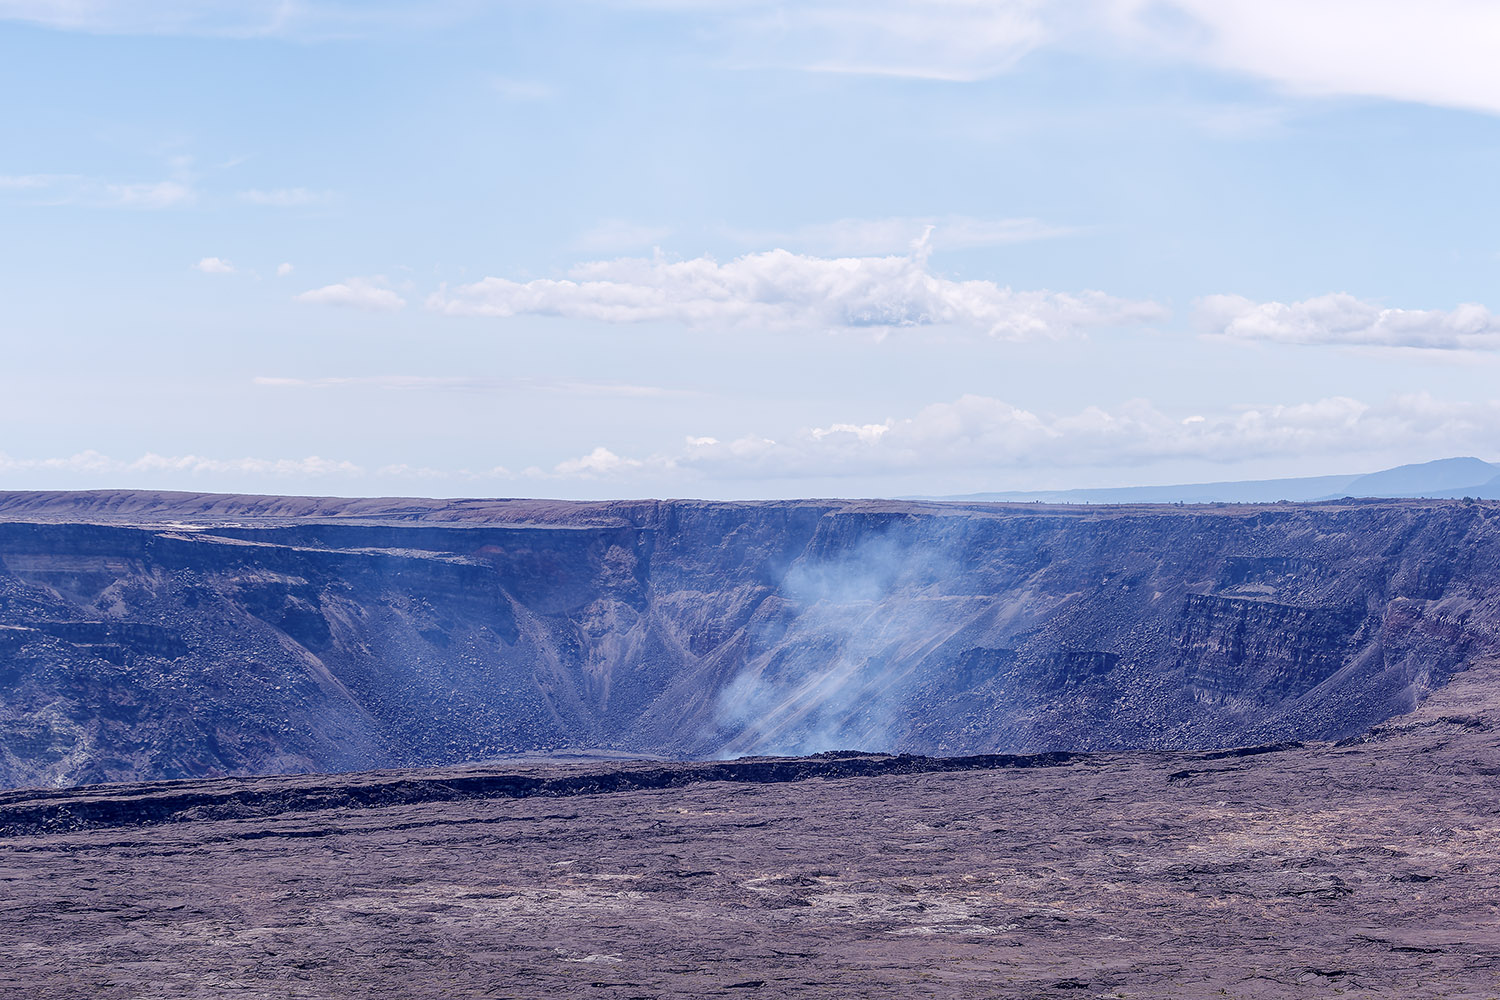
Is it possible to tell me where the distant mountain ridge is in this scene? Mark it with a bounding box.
[922,457,1500,505]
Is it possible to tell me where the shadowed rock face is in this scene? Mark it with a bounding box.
[1,490,1499,788]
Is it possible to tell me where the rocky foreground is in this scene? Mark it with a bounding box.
[3,662,1498,999]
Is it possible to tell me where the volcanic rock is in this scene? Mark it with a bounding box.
[2,491,1499,787]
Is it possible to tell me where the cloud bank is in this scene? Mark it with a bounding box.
[544,393,1500,481]
[8,395,1499,490]
[428,248,1164,338]
[1202,293,1500,351]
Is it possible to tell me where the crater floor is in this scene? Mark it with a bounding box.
[2,663,1498,999]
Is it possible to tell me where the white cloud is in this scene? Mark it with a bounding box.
[730,215,1076,255]
[238,187,328,207]
[1201,293,1500,351]
[14,2,1498,113]
[428,247,1164,338]
[623,1,1500,115]
[296,276,406,311]
[193,256,236,274]
[14,394,1495,489]
[277,262,294,276]
[0,450,363,478]
[549,446,645,479]
[545,392,1500,481]
[1115,0,1500,116]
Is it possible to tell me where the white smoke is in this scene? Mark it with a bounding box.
[711,527,964,756]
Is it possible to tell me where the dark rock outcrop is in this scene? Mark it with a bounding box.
[2,490,1499,788]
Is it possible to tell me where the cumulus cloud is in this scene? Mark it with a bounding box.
[1201,293,1500,351]
[276,262,294,276]
[192,256,236,274]
[544,393,1500,481]
[550,447,644,478]
[428,247,1164,339]
[296,276,406,311]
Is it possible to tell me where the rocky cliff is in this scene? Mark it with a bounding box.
[1,490,1497,788]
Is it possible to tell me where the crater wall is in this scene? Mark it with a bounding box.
[1,491,1497,788]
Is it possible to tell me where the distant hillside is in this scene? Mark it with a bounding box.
[923,456,1500,504]
[1340,458,1500,498]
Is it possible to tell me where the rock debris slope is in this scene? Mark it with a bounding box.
[1,490,1498,788]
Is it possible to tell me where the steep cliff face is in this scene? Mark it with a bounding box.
[1,491,1498,789]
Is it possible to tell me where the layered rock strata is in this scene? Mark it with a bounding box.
[1,490,1496,787]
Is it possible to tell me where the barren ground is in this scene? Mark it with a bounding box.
[2,663,1499,999]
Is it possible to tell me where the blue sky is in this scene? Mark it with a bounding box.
[4,0,1500,499]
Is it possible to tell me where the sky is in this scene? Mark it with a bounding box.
[3,0,1500,500]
